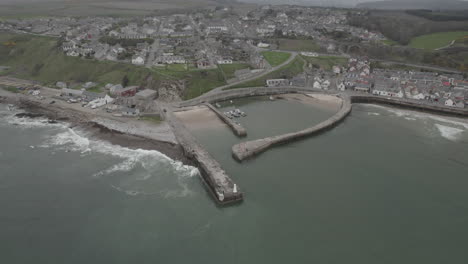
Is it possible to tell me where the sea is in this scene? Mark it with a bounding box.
[1,100,468,264]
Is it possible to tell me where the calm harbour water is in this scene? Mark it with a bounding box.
[0,99,467,264]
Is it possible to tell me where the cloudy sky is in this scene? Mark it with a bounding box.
[0,0,465,7]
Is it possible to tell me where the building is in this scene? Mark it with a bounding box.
[217,58,233,65]
[266,79,289,87]
[114,86,138,97]
[354,83,371,93]
[132,55,145,65]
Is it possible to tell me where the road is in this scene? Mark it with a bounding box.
[204,50,298,95]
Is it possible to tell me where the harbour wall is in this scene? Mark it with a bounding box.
[206,103,247,137]
[165,110,243,205]
[232,95,352,161]
[178,86,313,108]
[350,95,468,117]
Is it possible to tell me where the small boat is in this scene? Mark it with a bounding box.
[269,96,275,101]
[215,103,221,108]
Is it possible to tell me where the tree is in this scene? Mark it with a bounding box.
[122,75,129,87]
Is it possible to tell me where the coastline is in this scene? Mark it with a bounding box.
[0,91,192,165]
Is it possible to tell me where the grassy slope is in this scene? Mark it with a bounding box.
[0,33,225,99]
[409,31,468,50]
[229,57,304,89]
[275,39,321,52]
[261,51,291,67]
[218,63,250,80]
[301,55,348,71]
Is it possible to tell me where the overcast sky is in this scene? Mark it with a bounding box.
[0,0,466,6]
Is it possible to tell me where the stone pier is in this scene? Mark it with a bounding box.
[166,110,243,205]
[232,95,352,161]
[206,103,247,137]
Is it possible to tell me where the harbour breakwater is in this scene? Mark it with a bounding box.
[232,95,352,161]
[166,109,243,205]
[206,103,247,137]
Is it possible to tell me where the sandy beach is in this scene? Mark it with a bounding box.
[275,93,342,112]
[173,105,227,131]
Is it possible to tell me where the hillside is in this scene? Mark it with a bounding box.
[0,33,225,99]
[0,0,231,17]
[356,0,468,10]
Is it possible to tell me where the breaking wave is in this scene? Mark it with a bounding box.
[434,124,464,141]
[0,104,199,198]
[362,104,468,141]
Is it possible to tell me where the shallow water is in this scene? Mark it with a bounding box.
[1,101,467,264]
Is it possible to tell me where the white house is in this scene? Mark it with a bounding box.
[257,42,270,48]
[337,82,346,91]
[217,58,233,65]
[132,55,145,65]
[266,79,289,87]
[445,99,455,107]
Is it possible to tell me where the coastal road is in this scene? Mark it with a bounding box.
[204,51,298,96]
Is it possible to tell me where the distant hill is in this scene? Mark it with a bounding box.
[356,0,468,10]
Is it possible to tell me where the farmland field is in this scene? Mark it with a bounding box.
[261,51,291,67]
[409,31,468,50]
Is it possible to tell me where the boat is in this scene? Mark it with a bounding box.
[215,103,221,108]
[269,96,275,101]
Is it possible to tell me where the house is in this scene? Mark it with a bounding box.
[217,58,233,65]
[337,82,346,91]
[67,50,80,57]
[300,52,318,57]
[132,55,145,65]
[354,83,371,93]
[114,86,138,97]
[266,79,289,87]
[257,42,270,48]
[196,60,212,69]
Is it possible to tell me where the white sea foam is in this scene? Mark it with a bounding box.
[0,108,67,130]
[0,106,200,198]
[362,104,468,141]
[368,112,380,116]
[434,124,464,141]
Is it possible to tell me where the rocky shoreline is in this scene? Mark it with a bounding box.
[0,94,192,165]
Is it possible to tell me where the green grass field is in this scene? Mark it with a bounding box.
[301,55,348,71]
[409,31,468,50]
[275,38,321,52]
[229,57,304,89]
[381,39,398,46]
[0,33,226,100]
[218,63,250,80]
[261,51,291,67]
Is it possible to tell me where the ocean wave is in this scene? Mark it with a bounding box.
[363,104,468,129]
[434,124,464,141]
[42,127,199,198]
[0,105,200,198]
[0,107,67,130]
